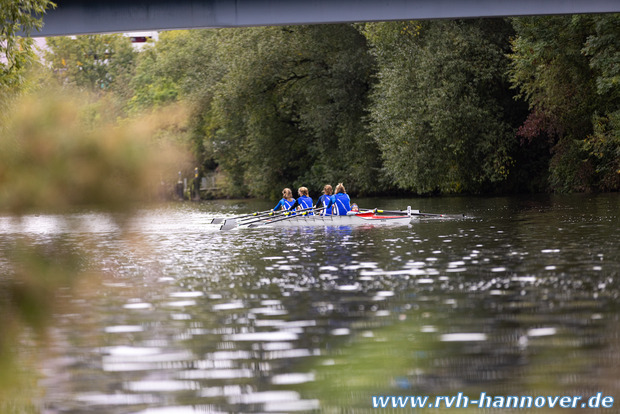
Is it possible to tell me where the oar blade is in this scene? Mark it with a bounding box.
[211,209,274,225]
[219,218,238,230]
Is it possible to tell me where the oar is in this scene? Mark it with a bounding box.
[242,205,319,225]
[371,208,464,218]
[233,208,296,226]
[246,207,326,228]
[219,209,288,230]
[210,209,273,225]
[219,208,302,230]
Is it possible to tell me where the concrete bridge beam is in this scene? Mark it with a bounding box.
[36,0,620,37]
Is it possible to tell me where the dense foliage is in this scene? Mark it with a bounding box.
[130,26,382,198]
[0,0,54,88]
[364,19,522,194]
[45,34,137,109]
[5,14,620,197]
[509,15,620,192]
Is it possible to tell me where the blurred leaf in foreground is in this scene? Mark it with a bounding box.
[0,86,191,410]
[0,236,84,412]
[0,87,191,214]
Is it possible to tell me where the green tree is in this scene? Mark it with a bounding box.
[209,25,381,197]
[582,14,620,190]
[129,30,225,169]
[0,0,55,89]
[131,26,381,198]
[509,14,620,192]
[129,30,223,111]
[45,34,136,94]
[364,19,518,194]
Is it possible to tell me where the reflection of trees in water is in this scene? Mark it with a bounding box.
[297,270,620,411]
[0,235,84,411]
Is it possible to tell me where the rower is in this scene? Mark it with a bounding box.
[325,183,352,215]
[315,184,333,216]
[272,188,295,211]
[288,187,314,215]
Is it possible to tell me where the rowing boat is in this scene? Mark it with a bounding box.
[212,206,462,230]
[239,211,412,228]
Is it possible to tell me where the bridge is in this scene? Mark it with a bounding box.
[37,0,620,37]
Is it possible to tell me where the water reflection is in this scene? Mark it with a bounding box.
[1,195,619,412]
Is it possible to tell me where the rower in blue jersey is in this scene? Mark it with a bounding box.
[288,186,314,214]
[325,183,352,215]
[315,184,333,215]
[272,188,296,211]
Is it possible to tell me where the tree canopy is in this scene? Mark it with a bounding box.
[4,14,620,198]
[0,0,55,88]
[131,26,383,198]
[509,15,620,191]
[45,34,136,94]
[364,19,520,194]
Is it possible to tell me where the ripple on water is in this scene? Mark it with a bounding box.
[75,393,160,406]
[133,406,224,414]
[178,369,254,379]
[527,327,557,337]
[212,301,245,311]
[165,300,197,307]
[124,380,200,392]
[170,291,204,298]
[104,325,144,333]
[249,307,289,316]
[102,347,194,372]
[225,331,299,342]
[271,372,316,384]
[123,302,153,310]
[440,333,488,342]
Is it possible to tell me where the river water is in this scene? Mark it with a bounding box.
[1,194,619,413]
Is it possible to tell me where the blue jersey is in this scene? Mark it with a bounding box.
[273,198,295,211]
[296,195,313,210]
[288,195,314,215]
[316,194,333,215]
[326,193,351,216]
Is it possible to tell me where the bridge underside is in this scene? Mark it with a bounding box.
[38,0,620,37]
